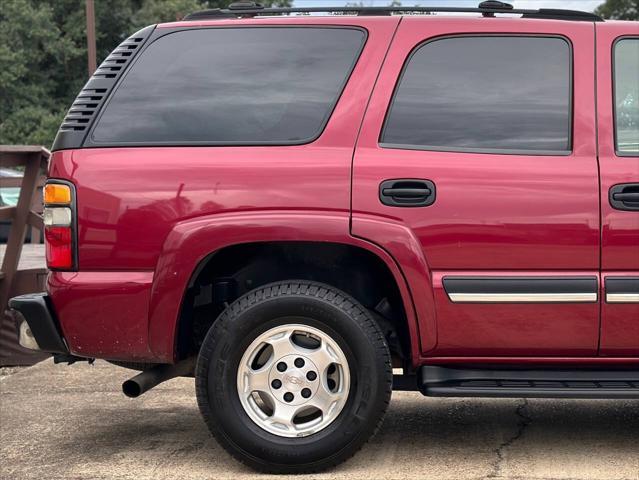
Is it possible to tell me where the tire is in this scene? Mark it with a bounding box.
[195,281,392,473]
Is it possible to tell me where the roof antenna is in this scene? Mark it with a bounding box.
[478,0,514,17]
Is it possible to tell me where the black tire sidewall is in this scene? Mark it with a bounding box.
[196,285,390,470]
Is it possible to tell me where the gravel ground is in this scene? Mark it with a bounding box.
[1,359,638,480]
[0,367,25,378]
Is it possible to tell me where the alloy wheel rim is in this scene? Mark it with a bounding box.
[236,323,350,438]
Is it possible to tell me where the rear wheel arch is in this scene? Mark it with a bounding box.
[174,241,418,368]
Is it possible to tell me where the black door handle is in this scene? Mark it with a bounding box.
[610,183,639,211]
[381,187,432,197]
[613,192,639,202]
[379,179,436,207]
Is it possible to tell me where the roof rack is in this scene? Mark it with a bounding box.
[182,1,603,22]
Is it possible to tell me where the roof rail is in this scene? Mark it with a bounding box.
[182,1,603,22]
[181,9,237,20]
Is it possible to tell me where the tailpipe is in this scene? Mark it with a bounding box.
[122,357,195,398]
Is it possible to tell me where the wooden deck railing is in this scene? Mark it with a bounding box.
[0,145,49,366]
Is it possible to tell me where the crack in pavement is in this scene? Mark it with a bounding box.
[487,398,533,478]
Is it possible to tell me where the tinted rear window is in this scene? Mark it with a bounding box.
[91,27,365,145]
[381,36,572,154]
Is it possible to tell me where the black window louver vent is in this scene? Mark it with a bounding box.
[52,25,155,151]
[59,88,107,131]
[92,37,145,79]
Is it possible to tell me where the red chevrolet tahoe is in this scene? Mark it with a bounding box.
[9,1,639,473]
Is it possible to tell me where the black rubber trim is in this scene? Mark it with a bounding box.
[8,293,68,354]
[442,276,598,294]
[605,277,639,294]
[420,366,639,399]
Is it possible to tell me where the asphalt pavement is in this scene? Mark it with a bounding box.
[1,359,638,480]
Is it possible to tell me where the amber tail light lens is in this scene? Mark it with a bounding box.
[44,183,72,205]
[43,182,75,270]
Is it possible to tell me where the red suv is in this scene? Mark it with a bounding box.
[9,1,639,473]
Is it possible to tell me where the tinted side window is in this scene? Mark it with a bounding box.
[381,36,572,154]
[614,38,639,155]
[91,27,365,145]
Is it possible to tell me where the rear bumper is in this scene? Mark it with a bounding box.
[47,271,156,361]
[8,293,68,354]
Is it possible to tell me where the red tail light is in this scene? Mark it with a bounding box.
[43,182,75,270]
[45,227,73,269]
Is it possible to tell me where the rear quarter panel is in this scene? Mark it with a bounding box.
[46,17,401,361]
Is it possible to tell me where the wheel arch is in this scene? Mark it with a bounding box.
[146,211,422,366]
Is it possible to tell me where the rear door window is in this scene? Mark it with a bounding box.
[90,27,366,145]
[614,38,639,155]
[381,36,572,154]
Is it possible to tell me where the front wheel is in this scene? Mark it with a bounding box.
[195,281,392,473]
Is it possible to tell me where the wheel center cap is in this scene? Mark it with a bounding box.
[283,371,305,391]
[268,354,320,405]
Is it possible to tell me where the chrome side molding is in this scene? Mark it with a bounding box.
[443,276,639,304]
[605,277,639,304]
[443,276,598,304]
[606,293,639,303]
[448,292,597,303]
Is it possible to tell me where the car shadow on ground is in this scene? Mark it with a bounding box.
[50,392,639,478]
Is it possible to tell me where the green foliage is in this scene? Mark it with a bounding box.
[133,0,205,27]
[0,0,73,145]
[595,0,639,20]
[0,0,290,147]
[0,106,68,146]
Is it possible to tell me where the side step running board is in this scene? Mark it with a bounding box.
[420,366,639,399]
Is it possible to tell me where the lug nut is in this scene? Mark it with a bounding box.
[276,362,287,372]
[301,388,311,398]
[271,379,282,389]
[283,392,294,402]
[294,357,305,368]
[306,371,317,381]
